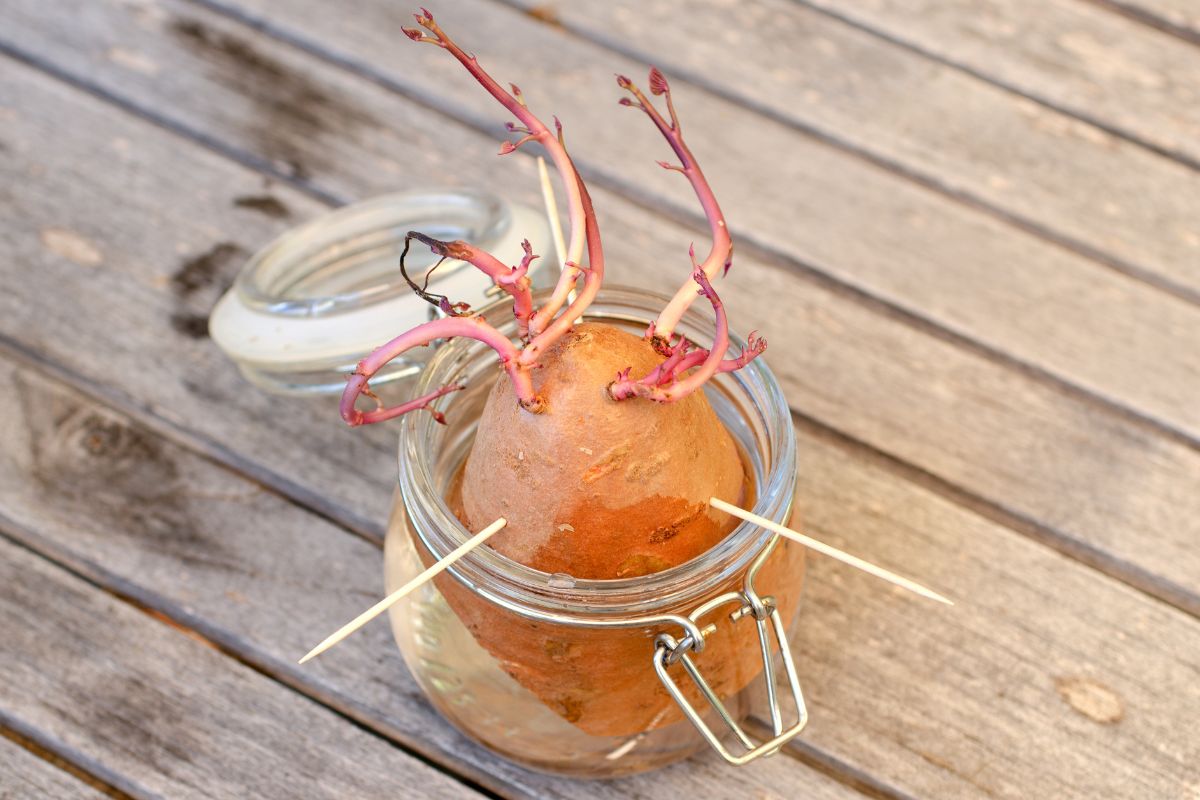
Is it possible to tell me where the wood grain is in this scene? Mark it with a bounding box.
[7,0,1199,442]
[793,422,1200,799]
[504,0,1200,303]
[2,7,1198,610]
[1087,0,1200,42]
[1,2,1194,798]
[0,734,113,800]
[3,357,1198,799]
[798,0,1200,169]
[0,364,865,800]
[213,0,1200,436]
[0,536,483,800]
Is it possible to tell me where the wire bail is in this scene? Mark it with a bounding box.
[651,535,808,765]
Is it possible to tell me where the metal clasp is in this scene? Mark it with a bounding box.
[652,538,808,765]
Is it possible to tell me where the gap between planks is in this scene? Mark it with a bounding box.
[1,41,1197,617]
[0,360,881,800]
[788,0,1200,175]
[100,2,1200,455]
[0,520,510,800]
[2,26,1190,796]
[3,284,1196,628]
[0,718,135,800]
[1077,0,1200,47]
[742,719,920,800]
[495,0,1200,309]
[788,408,1200,617]
[0,41,349,210]
[0,327,384,545]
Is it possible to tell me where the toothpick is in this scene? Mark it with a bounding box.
[710,498,953,606]
[537,156,579,319]
[537,157,568,282]
[299,517,508,664]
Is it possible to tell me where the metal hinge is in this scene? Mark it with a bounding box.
[653,591,808,766]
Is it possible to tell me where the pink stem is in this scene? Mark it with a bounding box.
[608,271,746,403]
[519,167,604,367]
[646,332,766,386]
[639,334,691,385]
[406,10,589,338]
[341,315,540,426]
[407,233,535,339]
[349,383,464,426]
[616,70,732,343]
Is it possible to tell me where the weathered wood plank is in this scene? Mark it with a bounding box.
[0,536,482,800]
[3,358,1198,798]
[0,50,395,540]
[0,364,866,799]
[0,23,1195,796]
[211,0,1200,436]
[7,0,1200,443]
[798,0,1200,169]
[2,11,1199,611]
[794,421,1200,799]
[1089,0,1200,42]
[504,0,1200,303]
[0,3,1180,796]
[0,734,112,800]
[2,37,1197,797]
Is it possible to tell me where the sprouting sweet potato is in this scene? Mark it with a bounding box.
[462,322,745,579]
[340,9,795,738]
[340,10,764,429]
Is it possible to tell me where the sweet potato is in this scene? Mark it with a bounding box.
[462,322,744,579]
[435,322,802,737]
[339,9,798,739]
[426,522,805,737]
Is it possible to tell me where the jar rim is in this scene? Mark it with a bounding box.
[208,189,555,395]
[397,285,797,619]
[236,188,510,317]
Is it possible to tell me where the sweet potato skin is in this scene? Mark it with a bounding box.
[461,322,745,579]
[437,322,805,737]
[427,531,805,737]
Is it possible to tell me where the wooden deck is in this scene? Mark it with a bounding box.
[2,1,1198,797]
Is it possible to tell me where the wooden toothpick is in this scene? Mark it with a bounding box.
[537,155,582,323]
[299,517,508,665]
[710,498,953,606]
[537,156,568,281]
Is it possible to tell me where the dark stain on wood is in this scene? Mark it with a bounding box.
[171,242,243,297]
[169,311,210,339]
[233,193,291,219]
[180,376,229,406]
[169,242,244,339]
[168,16,379,180]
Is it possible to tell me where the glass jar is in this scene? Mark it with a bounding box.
[384,285,807,777]
[209,189,555,394]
